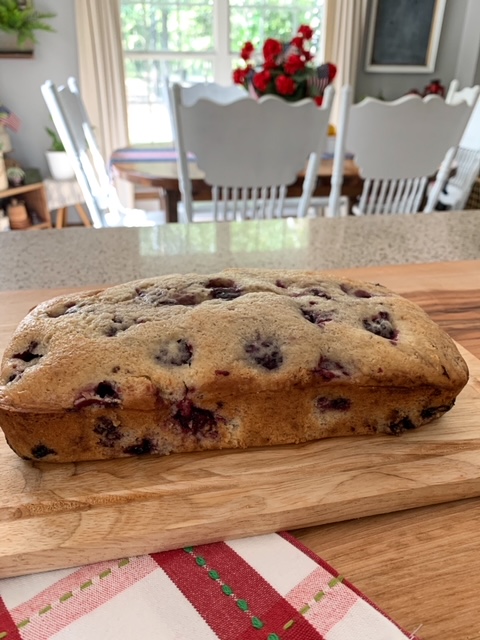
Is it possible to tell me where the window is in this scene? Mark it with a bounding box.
[120,0,324,143]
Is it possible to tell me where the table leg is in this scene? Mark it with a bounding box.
[161,188,180,223]
[55,208,66,229]
[74,204,93,227]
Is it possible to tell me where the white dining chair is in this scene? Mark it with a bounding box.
[439,81,480,210]
[170,83,334,222]
[41,78,165,229]
[328,86,474,216]
[166,81,252,181]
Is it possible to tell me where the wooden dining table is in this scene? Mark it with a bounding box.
[1,253,479,638]
[110,145,363,223]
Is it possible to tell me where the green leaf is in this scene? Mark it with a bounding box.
[45,126,65,152]
[0,0,56,48]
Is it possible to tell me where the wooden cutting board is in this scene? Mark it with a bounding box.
[0,343,478,579]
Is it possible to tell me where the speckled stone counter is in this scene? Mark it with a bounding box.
[0,211,479,291]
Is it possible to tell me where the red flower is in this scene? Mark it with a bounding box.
[298,24,314,40]
[263,38,283,61]
[253,70,272,93]
[284,54,305,75]
[241,41,254,61]
[232,67,248,85]
[275,75,296,96]
[327,62,337,81]
[263,56,279,70]
[235,25,333,105]
[291,36,304,49]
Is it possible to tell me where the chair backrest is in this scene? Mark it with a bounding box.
[178,82,249,107]
[329,88,473,216]
[446,79,480,107]
[166,81,251,162]
[41,79,120,228]
[170,83,333,221]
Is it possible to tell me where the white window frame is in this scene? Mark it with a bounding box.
[121,0,324,141]
[122,0,325,85]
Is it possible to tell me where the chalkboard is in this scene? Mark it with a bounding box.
[365,0,446,73]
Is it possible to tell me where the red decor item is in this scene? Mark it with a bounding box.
[284,54,305,75]
[232,24,336,103]
[298,24,314,40]
[263,38,283,61]
[252,70,272,93]
[275,75,297,96]
[423,79,446,97]
[240,41,254,61]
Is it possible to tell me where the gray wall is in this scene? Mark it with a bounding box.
[475,52,480,86]
[0,1,78,176]
[356,0,470,100]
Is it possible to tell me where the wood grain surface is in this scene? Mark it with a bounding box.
[0,260,479,639]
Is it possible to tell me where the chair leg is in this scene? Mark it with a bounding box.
[55,207,66,229]
[74,204,92,227]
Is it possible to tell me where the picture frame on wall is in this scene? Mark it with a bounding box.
[0,0,35,59]
[365,0,447,73]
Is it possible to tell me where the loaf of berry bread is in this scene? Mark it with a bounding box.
[0,269,469,463]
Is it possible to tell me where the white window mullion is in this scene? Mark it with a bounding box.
[214,0,231,84]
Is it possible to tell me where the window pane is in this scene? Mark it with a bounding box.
[121,0,214,52]
[124,57,214,143]
[121,0,325,144]
[229,1,324,57]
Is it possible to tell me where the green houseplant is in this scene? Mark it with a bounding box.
[0,0,55,48]
[45,126,65,152]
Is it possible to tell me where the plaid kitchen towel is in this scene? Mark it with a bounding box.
[0,532,420,640]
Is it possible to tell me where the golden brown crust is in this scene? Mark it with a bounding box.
[0,268,469,462]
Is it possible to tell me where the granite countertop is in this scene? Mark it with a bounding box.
[0,210,479,291]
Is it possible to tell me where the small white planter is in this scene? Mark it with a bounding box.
[45,151,75,181]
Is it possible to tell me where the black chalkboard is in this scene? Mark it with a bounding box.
[367,0,443,70]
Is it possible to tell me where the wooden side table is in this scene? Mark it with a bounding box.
[42,178,92,228]
[0,182,52,230]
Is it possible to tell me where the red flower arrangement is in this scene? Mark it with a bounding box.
[233,25,336,105]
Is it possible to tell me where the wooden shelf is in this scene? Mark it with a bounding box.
[0,182,52,230]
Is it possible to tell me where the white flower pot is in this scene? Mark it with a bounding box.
[45,151,75,181]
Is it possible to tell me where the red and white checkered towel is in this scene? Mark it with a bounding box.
[0,532,420,640]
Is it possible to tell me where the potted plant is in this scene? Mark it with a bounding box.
[45,126,75,181]
[0,0,55,52]
[6,164,25,186]
[233,24,336,104]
